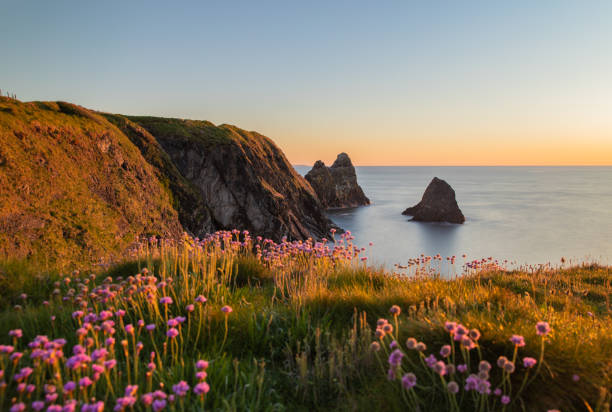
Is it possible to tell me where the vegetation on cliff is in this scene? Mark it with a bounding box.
[0,97,182,268]
[0,232,609,411]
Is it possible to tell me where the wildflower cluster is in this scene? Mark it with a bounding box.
[0,265,221,411]
[373,305,552,411]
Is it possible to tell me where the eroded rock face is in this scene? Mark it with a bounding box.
[305,153,370,208]
[402,177,465,224]
[128,117,337,241]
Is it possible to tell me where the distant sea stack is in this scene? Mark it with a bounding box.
[305,153,370,208]
[402,177,465,224]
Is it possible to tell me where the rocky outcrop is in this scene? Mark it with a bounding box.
[305,153,370,208]
[127,116,337,241]
[402,177,465,224]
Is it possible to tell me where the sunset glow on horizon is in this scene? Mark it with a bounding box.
[2,1,611,166]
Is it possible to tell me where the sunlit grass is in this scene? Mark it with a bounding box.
[0,231,609,411]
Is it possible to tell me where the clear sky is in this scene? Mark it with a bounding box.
[2,1,611,166]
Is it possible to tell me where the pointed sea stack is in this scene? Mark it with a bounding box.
[402,177,465,224]
[305,153,370,208]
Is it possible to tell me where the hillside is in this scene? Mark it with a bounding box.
[0,98,336,267]
[0,98,183,267]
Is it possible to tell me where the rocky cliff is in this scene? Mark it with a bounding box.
[0,97,337,267]
[126,116,336,241]
[305,153,370,208]
[402,177,465,224]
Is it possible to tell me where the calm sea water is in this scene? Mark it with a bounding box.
[294,166,612,269]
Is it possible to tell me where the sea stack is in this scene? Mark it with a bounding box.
[305,153,370,208]
[402,177,465,224]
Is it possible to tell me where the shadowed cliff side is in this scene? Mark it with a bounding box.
[126,116,337,241]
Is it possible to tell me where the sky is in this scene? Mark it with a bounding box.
[1,1,611,166]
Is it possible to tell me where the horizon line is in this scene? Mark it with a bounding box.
[293,164,612,168]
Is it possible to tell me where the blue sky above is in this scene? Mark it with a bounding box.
[2,1,611,165]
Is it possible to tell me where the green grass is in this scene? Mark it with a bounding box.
[0,234,609,411]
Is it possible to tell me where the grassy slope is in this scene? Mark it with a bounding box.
[0,98,183,269]
[0,235,609,412]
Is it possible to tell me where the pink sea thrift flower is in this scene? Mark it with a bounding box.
[63,381,76,393]
[160,297,173,305]
[389,305,401,315]
[388,349,404,367]
[440,345,451,358]
[401,373,417,389]
[9,329,23,339]
[79,376,93,387]
[510,335,525,347]
[141,393,154,406]
[536,321,551,336]
[501,395,511,405]
[10,402,25,412]
[194,382,210,395]
[172,381,190,397]
[195,295,207,304]
[447,381,459,394]
[196,360,209,370]
[166,328,179,339]
[152,399,167,412]
[523,357,537,368]
[31,401,45,411]
[221,305,233,314]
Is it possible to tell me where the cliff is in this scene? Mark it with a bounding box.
[305,153,370,208]
[0,97,336,267]
[125,116,336,241]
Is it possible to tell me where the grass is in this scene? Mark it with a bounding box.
[0,97,183,269]
[0,231,609,411]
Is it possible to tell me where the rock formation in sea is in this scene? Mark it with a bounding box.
[402,177,465,224]
[0,97,337,266]
[305,153,370,208]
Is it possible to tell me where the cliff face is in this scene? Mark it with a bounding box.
[402,177,465,224]
[0,98,183,267]
[127,116,336,241]
[305,153,370,208]
[0,98,337,267]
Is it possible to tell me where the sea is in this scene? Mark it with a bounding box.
[294,166,612,271]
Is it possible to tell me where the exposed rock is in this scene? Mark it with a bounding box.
[402,177,465,224]
[127,116,337,241]
[305,153,370,208]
